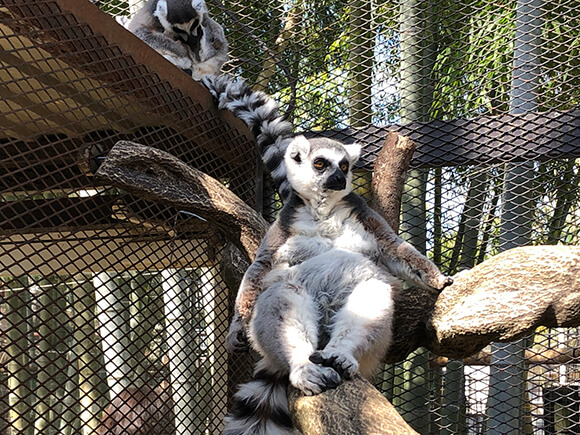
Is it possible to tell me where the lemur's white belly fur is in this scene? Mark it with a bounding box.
[264,204,385,298]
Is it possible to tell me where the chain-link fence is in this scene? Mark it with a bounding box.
[1,0,579,433]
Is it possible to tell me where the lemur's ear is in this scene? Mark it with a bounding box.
[155,0,168,16]
[343,143,362,165]
[287,135,311,163]
[192,0,208,14]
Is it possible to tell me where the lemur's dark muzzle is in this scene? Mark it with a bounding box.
[324,170,347,191]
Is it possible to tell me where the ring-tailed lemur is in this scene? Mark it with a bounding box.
[202,75,452,435]
[126,0,228,79]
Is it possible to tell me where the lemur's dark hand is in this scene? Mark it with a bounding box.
[226,315,250,353]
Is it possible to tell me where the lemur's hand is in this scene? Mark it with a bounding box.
[438,275,454,291]
[413,266,453,292]
[226,314,250,353]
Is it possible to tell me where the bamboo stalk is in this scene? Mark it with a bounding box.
[161,269,200,435]
[5,278,34,435]
[72,277,108,434]
[94,272,134,399]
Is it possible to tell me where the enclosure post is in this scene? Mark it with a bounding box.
[161,269,200,435]
[440,360,466,435]
[349,0,374,127]
[485,0,544,433]
[94,272,134,399]
[395,0,438,430]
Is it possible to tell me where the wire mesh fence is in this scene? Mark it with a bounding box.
[0,0,579,433]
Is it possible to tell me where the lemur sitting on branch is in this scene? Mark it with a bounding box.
[202,74,452,435]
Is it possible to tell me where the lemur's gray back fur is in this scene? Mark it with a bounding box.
[202,75,295,201]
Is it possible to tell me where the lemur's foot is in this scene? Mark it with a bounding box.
[310,350,359,380]
[289,362,342,396]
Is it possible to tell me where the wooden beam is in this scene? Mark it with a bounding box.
[0,231,211,277]
[305,110,580,168]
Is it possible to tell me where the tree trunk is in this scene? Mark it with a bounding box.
[254,1,301,95]
[72,277,108,434]
[34,281,70,434]
[4,278,34,435]
[396,0,437,423]
[439,360,466,435]
[486,0,544,432]
[433,168,442,266]
[455,170,488,272]
[546,160,579,244]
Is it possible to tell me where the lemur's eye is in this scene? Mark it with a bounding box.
[313,158,327,170]
[172,26,187,34]
[340,162,349,173]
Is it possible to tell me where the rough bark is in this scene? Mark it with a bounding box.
[289,376,418,435]
[428,245,580,358]
[95,141,269,263]
[370,131,416,232]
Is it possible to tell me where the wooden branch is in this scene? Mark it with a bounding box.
[370,131,416,232]
[427,245,580,358]
[288,376,418,435]
[95,141,268,262]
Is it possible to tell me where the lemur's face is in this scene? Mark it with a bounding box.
[285,136,361,202]
[154,0,206,58]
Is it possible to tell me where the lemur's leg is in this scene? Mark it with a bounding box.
[311,277,396,380]
[249,282,342,395]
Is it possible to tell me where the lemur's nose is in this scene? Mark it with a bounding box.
[324,169,346,191]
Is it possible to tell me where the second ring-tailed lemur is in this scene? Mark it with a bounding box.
[202,75,452,435]
[126,0,228,79]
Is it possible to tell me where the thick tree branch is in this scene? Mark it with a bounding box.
[95,141,268,262]
[370,131,417,232]
[289,376,418,435]
[428,245,580,358]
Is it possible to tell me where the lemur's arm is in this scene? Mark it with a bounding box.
[349,194,453,291]
[226,220,289,352]
[127,8,194,71]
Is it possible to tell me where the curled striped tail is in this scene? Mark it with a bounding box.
[223,362,296,435]
[202,74,295,201]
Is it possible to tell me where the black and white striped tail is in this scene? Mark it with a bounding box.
[201,74,295,202]
[223,363,295,435]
